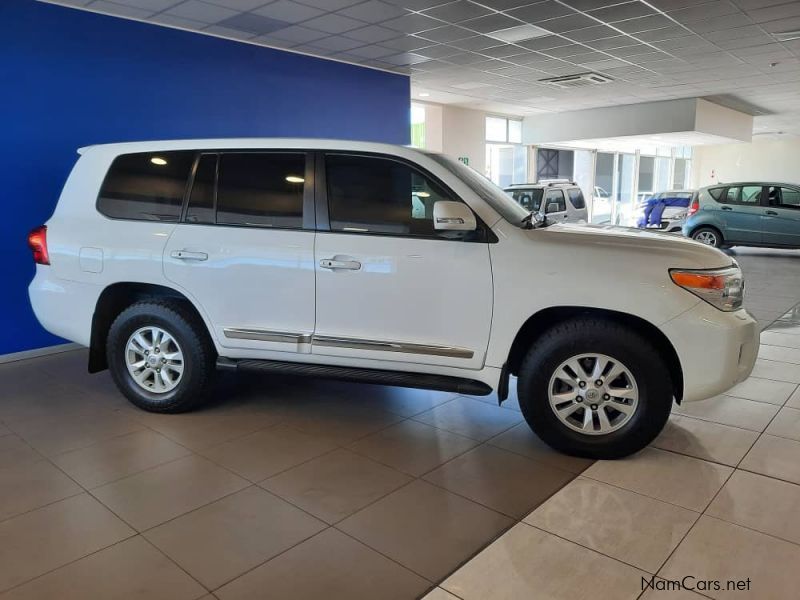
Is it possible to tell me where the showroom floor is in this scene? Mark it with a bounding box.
[2,248,800,600]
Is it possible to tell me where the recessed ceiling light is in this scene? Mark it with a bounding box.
[150,157,167,166]
[285,176,304,183]
[418,92,430,97]
[487,24,549,43]
[774,30,800,41]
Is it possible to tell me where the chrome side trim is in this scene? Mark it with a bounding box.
[224,328,312,344]
[312,335,474,359]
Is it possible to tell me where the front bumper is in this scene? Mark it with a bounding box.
[661,301,759,402]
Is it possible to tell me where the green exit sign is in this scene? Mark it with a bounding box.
[458,156,469,166]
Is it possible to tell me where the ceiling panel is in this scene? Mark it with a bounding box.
[41,0,800,134]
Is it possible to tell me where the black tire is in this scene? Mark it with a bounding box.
[517,318,673,459]
[691,226,723,248]
[107,300,215,413]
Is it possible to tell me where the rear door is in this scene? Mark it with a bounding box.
[762,185,800,246]
[716,185,763,244]
[544,188,568,223]
[566,187,588,222]
[164,151,317,354]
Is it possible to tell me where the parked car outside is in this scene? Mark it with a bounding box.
[29,139,758,459]
[592,186,612,223]
[683,182,800,248]
[504,180,588,224]
[636,190,694,232]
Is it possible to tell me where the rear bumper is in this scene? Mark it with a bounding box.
[29,268,98,347]
[662,302,759,402]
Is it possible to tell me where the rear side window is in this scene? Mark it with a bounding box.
[722,186,762,205]
[185,154,217,224]
[216,153,305,229]
[567,188,585,209]
[707,187,724,200]
[98,151,194,221]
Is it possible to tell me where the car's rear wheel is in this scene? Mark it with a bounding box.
[517,318,673,459]
[691,227,723,248]
[107,301,215,413]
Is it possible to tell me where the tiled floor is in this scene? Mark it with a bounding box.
[1,247,800,599]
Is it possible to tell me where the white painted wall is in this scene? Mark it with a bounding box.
[692,139,800,188]
[441,105,487,174]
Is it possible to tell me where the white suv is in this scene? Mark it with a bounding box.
[28,139,759,458]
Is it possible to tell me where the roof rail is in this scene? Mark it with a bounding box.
[540,178,577,186]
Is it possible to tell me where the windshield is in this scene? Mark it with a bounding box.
[507,188,543,212]
[426,152,530,226]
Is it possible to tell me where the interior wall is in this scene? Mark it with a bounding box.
[692,139,800,188]
[441,105,487,174]
[0,0,410,356]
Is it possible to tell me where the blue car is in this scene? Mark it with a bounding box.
[683,182,800,248]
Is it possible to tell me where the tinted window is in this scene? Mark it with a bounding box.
[216,153,305,228]
[326,154,465,238]
[707,187,724,200]
[768,186,800,209]
[185,154,217,224]
[721,186,761,205]
[98,151,194,221]
[509,189,543,212]
[567,188,585,209]
[544,189,566,213]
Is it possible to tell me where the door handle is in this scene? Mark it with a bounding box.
[721,206,733,211]
[171,250,208,261]
[765,210,778,216]
[320,258,361,271]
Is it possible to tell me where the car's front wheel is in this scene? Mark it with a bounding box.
[517,318,673,459]
[107,301,215,413]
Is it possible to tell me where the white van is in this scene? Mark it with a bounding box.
[28,139,758,458]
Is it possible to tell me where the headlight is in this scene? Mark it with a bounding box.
[669,265,744,311]
[672,211,687,219]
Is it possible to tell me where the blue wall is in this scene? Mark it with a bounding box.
[0,0,409,356]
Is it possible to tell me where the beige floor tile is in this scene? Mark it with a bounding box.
[129,411,284,451]
[423,444,575,518]
[443,522,646,600]
[787,386,800,409]
[0,435,42,471]
[280,402,403,445]
[660,515,800,600]
[640,584,716,599]
[0,423,9,437]
[145,486,325,589]
[749,359,800,385]
[487,422,595,473]
[51,429,191,489]
[200,424,338,482]
[652,415,758,467]
[725,376,797,405]
[761,330,800,349]
[422,588,461,600]
[262,449,411,524]
[338,479,512,581]
[0,494,134,592]
[765,406,800,441]
[0,536,205,600]
[0,459,82,521]
[740,434,800,485]
[674,394,779,432]
[707,470,800,545]
[9,410,144,457]
[525,477,698,573]
[583,447,732,511]
[412,396,522,442]
[216,528,429,600]
[343,385,458,418]
[92,454,249,531]
[759,343,800,365]
[348,420,479,477]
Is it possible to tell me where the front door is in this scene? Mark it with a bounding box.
[716,185,763,244]
[312,152,493,370]
[164,151,317,354]
[762,185,800,247]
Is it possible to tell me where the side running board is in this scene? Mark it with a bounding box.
[216,357,493,396]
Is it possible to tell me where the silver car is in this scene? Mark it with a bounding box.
[505,181,589,225]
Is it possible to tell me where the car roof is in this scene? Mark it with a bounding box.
[703,182,799,189]
[504,182,578,189]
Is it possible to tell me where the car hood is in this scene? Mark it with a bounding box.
[533,222,732,269]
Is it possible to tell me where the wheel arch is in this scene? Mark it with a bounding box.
[506,306,684,403]
[89,282,213,373]
[687,222,724,242]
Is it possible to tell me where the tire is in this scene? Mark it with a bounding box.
[517,318,673,459]
[107,300,215,413]
[691,226,723,248]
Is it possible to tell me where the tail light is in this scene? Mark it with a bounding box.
[687,197,700,216]
[28,225,50,265]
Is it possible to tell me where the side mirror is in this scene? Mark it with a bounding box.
[433,201,477,231]
[532,211,548,228]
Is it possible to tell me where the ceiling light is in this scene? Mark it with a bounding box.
[150,157,167,166]
[487,24,549,43]
[418,92,430,97]
[774,30,800,41]
[416,191,430,197]
[285,176,304,183]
